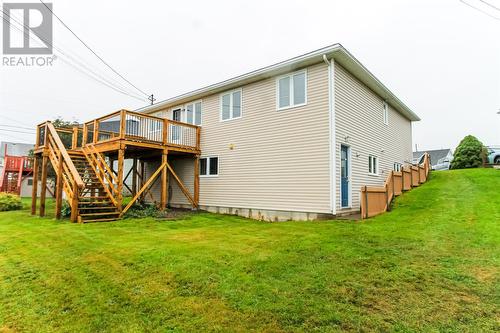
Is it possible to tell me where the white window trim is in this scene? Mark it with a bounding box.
[368,155,379,176]
[276,69,308,111]
[383,102,389,126]
[394,162,402,172]
[219,88,243,122]
[184,100,203,126]
[200,156,219,178]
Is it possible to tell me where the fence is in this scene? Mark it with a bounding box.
[360,153,430,219]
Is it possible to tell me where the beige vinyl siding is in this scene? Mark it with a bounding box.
[334,63,413,211]
[147,62,331,213]
[143,157,194,206]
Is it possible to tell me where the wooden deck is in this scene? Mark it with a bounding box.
[31,109,201,223]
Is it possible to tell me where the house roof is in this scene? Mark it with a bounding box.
[0,141,34,158]
[137,44,420,121]
[413,149,452,165]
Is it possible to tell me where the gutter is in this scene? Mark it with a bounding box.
[324,55,337,215]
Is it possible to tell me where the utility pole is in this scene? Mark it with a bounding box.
[148,94,156,105]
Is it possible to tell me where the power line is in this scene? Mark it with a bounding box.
[1,10,148,102]
[0,132,34,144]
[0,124,36,132]
[479,0,500,11]
[38,0,151,99]
[1,10,137,99]
[0,128,37,135]
[0,114,34,127]
[459,0,500,20]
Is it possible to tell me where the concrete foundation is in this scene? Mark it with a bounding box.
[168,203,360,222]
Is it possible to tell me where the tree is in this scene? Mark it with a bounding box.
[52,117,79,148]
[450,135,487,169]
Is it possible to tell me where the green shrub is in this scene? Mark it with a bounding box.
[61,200,71,218]
[0,193,23,212]
[451,135,487,169]
[123,203,161,219]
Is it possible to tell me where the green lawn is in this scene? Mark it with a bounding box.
[0,169,498,332]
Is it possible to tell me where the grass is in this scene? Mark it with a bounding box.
[0,168,498,332]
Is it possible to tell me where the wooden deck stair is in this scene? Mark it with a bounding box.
[69,152,121,223]
[32,111,201,223]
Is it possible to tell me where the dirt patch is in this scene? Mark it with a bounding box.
[156,208,195,220]
[470,266,498,283]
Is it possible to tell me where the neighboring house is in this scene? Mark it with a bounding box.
[413,149,453,170]
[0,142,35,196]
[136,44,420,220]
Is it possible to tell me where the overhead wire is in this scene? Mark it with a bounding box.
[0,124,36,131]
[1,9,149,102]
[38,0,151,99]
[478,0,500,11]
[459,0,500,20]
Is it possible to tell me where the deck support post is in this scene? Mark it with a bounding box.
[194,155,199,209]
[31,156,39,215]
[109,157,115,189]
[138,160,145,203]
[132,158,137,196]
[39,152,48,217]
[55,151,63,219]
[117,147,124,213]
[71,181,78,222]
[160,150,168,210]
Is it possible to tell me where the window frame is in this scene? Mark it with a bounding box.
[199,156,219,177]
[368,155,379,176]
[383,102,389,126]
[220,88,243,122]
[393,162,402,172]
[184,100,203,126]
[276,69,308,111]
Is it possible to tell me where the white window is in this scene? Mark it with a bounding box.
[277,70,307,110]
[383,102,389,125]
[394,162,402,172]
[220,89,242,121]
[369,155,378,175]
[200,156,218,176]
[185,101,202,126]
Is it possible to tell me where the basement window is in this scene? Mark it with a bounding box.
[200,157,218,177]
[394,162,402,172]
[369,155,378,175]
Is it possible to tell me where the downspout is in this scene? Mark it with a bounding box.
[323,55,336,215]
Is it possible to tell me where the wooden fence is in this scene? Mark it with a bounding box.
[360,153,430,219]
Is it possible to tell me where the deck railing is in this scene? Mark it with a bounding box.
[360,153,430,219]
[1,156,33,172]
[62,110,201,151]
[36,110,201,152]
[37,123,84,151]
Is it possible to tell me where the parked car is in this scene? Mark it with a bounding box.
[433,157,451,170]
[487,147,500,164]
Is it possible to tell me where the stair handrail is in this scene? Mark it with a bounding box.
[46,122,85,189]
[81,146,118,207]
